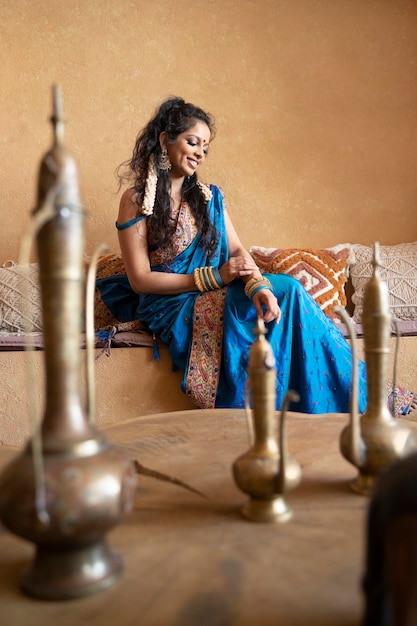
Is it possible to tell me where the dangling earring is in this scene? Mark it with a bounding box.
[159,147,171,171]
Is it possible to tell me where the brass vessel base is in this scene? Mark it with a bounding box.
[241,496,293,523]
[21,540,123,600]
[350,472,376,497]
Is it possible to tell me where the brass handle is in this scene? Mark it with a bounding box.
[278,389,299,494]
[334,305,361,467]
[85,243,110,424]
[18,186,57,527]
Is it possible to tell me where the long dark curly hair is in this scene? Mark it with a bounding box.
[117,96,218,257]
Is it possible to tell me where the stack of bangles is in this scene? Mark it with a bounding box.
[193,266,226,292]
[244,276,273,300]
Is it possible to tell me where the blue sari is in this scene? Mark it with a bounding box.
[100,184,368,413]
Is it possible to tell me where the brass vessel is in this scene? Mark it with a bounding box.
[0,86,136,599]
[232,319,302,522]
[336,243,415,496]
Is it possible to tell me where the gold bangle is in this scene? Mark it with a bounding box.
[193,267,205,292]
[194,266,227,292]
[244,277,263,298]
[245,277,272,300]
[201,267,214,291]
[211,266,226,288]
[207,266,217,289]
[248,278,272,295]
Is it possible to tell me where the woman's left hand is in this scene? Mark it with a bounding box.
[252,288,281,324]
[219,255,259,284]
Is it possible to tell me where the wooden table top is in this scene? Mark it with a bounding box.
[1,408,410,626]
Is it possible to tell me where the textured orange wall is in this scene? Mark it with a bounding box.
[1,0,416,263]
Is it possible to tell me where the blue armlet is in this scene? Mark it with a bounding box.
[115,215,146,230]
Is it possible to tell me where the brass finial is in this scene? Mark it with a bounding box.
[51,83,65,146]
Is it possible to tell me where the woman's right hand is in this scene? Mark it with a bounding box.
[219,255,259,284]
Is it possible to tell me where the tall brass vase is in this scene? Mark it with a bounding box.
[337,243,415,496]
[0,86,136,600]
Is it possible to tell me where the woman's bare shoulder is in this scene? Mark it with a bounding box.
[120,187,139,205]
[118,187,140,220]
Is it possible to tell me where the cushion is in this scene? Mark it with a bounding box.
[0,261,42,332]
[0,255,147,335]
[350,242,417,323]
[249,244,352,319]
[93,253,147,332]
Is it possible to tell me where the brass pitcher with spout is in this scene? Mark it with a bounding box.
[335,243,415,496]
[0,86,137,600]
[232,318,302,522]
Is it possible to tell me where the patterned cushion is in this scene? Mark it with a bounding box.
[350,242,417,323]
[93,254,146,331]
[0,255,147,334]
[0,261,42,332]
[249,244,352,319]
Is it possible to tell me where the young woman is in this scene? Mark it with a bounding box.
[98,96,415,416]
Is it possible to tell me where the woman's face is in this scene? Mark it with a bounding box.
[162,120,211,178]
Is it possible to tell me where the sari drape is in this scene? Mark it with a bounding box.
[128,184,368,413]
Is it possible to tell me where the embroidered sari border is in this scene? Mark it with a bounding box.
[185,287,226,408]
